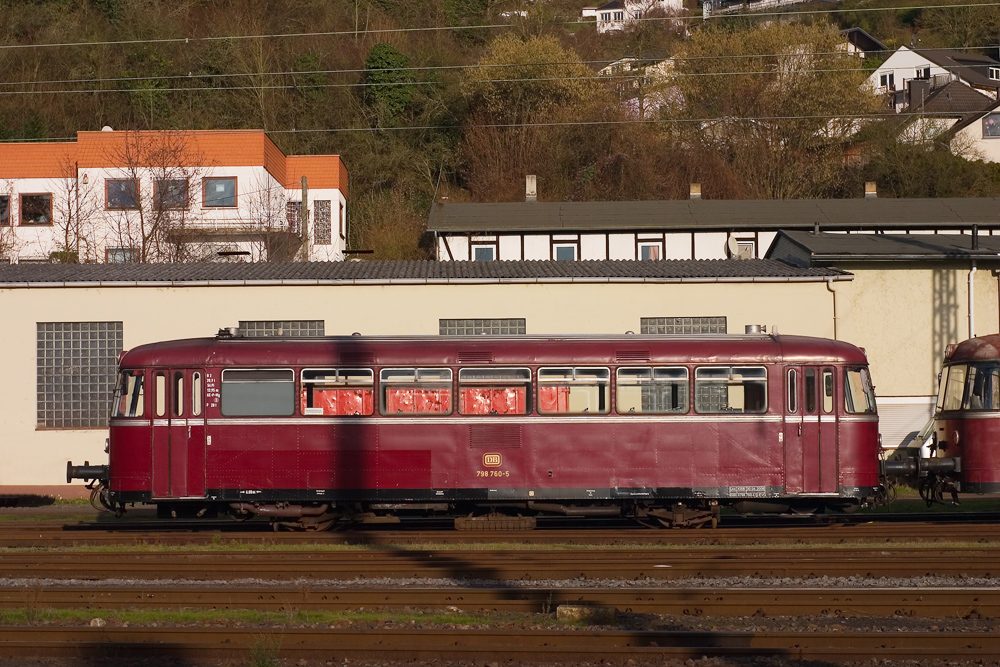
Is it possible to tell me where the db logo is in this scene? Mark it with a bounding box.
[483,453,502,467]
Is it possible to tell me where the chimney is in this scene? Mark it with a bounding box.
[689,183,702,200]
[907,78,930,110]
[525,175,537,203]
[865,182,877,199]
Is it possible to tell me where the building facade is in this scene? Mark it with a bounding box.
[428,196,1000,262]
[0,129,348,264]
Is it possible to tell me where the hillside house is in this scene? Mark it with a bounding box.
[868,47,1000,112]
[581,0,682,33]
[0,129,348,264]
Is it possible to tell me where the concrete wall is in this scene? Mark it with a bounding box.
[1,278,837,493]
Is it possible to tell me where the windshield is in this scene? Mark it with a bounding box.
[844,367,876,414]
[112,370,145,418]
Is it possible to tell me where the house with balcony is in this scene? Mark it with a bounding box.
[0,129,348,263]
[868,47,1000,112]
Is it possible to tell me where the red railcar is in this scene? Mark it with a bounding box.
[70,330,880,528]
[916,334,1000,500]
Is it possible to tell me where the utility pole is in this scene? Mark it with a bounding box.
[299,176,309,261]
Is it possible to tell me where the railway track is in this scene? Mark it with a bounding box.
[0,585,995,617]
[0,626,997,662]
[1,547,999,580]
[4,518,1000,548]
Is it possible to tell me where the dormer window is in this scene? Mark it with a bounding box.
[990,67,1000,81]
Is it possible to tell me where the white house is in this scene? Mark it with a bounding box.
[582,0,683,33]
[868,46,1000,112]
[0,129,349,264]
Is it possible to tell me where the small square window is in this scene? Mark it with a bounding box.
[639,243,662,260]
[204,177,237,207]
[107,180,138,209]
[0,195,8,226]
[554,245,577,261]
[473,246,495,261]
[21,194,52,225]
[985,113,1000,138]
[991,67,1000,81]
[155,179,189,209]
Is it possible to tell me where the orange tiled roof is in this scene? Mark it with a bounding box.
[285,155,347,196]
[0,143,78,179]
[0,130,346,196]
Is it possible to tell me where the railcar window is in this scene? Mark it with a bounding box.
[155,372,166,417]
[844,368,877,414]
[172,372,184,417]
[538,367,610,415]
[220,369,295,416]
[805,368,817,414]
[112,370,145,418]
[786,369,797,413]
[616,367,688,414]
[823,369,834,413]
[963,363,1000,411]
[191,372,202,416]
[302,369,374,416]
[694,367,767,414]
[940,364,968,412]
[458,368,530,415]
[380,368,452,415]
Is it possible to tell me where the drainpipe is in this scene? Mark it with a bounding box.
[826,278,838,340]
[969,262,978,339]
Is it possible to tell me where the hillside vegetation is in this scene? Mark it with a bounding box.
[3,0,1000,258]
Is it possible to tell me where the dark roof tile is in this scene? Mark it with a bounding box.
[0,259,848,284]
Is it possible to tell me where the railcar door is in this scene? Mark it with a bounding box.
[151,369,207,499]
[784,366,838,495]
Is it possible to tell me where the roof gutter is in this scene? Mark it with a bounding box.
[0,275,854,289]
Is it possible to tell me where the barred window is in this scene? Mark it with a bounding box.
[314,200,332,245]
[239,320,324,337]
[37,322,123,429]
[641,317,727,334]
[439,319,526,335]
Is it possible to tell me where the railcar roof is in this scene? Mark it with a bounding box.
[119,334,868,368]
[946,334,1000,363]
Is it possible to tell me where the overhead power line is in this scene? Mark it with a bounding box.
[3,42,999,90]
[0,110,951,144]
[0,1,993,51]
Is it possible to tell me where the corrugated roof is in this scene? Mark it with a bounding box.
[767,230,1000,263]
[0,259,848,285]
[428,199,1000,233]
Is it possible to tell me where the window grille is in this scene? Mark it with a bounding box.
[239,320,325,337]
[439,319,526,335]
[314,200,332,245]
[37,322,123,429]
[641,317,727,334]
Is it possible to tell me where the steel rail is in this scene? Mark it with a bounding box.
[0,626,997,661]
[0,586,995,617]
[2,548,999,581]
[4,520,1000,548]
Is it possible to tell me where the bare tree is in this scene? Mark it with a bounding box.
[239,173,301,262]
[0,180,23,262]
[99,130,213,262]
[49,157,101,262]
